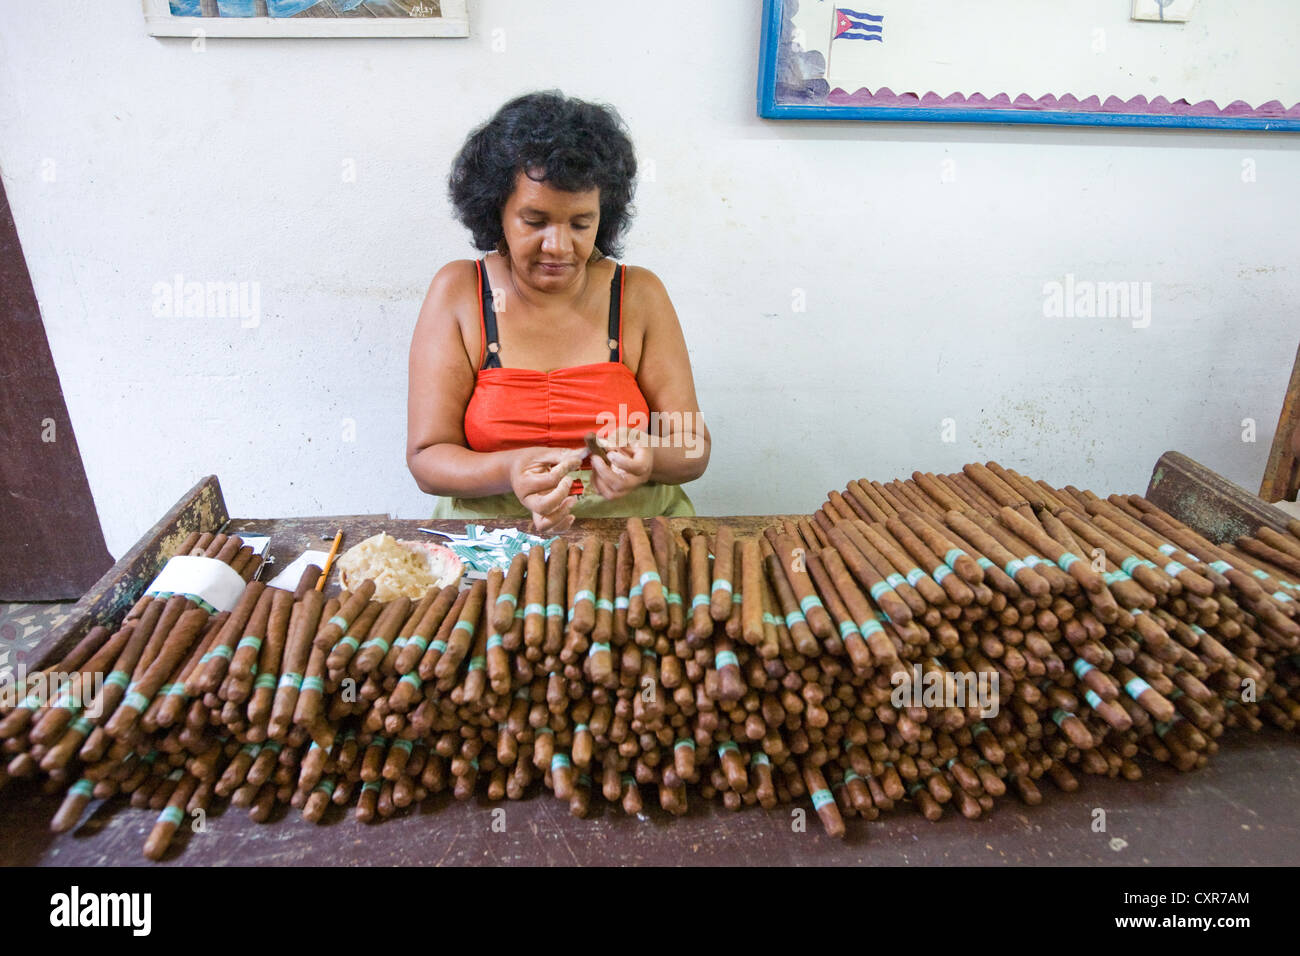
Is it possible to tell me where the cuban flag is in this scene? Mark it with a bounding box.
[834,8,884,42]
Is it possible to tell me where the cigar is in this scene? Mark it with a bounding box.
[584,431,611,465]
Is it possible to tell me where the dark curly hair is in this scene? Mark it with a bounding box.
[449,91,638,259]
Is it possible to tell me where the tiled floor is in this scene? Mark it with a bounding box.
[0,602,76,677]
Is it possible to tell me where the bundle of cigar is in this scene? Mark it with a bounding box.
[811,465,1300,804]
[1,467,1297,857]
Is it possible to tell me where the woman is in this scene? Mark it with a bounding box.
[407,91,710,532]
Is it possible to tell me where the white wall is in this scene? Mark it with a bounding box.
[0,0,1295,558]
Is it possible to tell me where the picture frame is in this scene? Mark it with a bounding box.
[142,0,469,39]
[758,0,1300,131]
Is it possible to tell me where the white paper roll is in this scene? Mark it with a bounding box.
[145,555,248,613]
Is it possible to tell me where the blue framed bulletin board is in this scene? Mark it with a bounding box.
[758,0,1300,131]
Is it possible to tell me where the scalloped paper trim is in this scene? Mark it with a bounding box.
[825,87,1300,118]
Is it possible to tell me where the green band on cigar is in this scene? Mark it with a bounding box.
[1124,677,1152,699]
[859,617,884,637]
[799,594,823,615]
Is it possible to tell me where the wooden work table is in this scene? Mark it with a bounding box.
[4,468,1298,866]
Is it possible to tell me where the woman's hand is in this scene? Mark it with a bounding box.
[588,429,654,501]
[510,447,585,532]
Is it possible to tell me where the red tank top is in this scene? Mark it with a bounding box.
[462,259,652,464]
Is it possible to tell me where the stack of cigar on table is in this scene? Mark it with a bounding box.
[1,462,1298,857]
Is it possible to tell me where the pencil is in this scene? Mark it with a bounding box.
[317,529,343,591]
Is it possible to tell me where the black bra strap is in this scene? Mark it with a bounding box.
[479,258,502,370]
[607,264,623,362]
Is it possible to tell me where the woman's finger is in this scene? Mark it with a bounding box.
[519,446,582,479]
[518,450,583,499]
[608,443,650,478]
[525,471,579,517]
[603,427,647,453]
[533,495,578,533]
[516,469,563,500]
[589,455,632,497]
[530,445,582,467]
[552,449,586,475]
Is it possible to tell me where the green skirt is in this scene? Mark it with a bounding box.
[430,470,695,521]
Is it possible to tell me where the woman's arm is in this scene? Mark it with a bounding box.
[406,261,521,497]
[624,265,711,485]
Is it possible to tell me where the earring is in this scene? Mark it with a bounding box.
[495,238,509,257]
[588,247,604,263]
